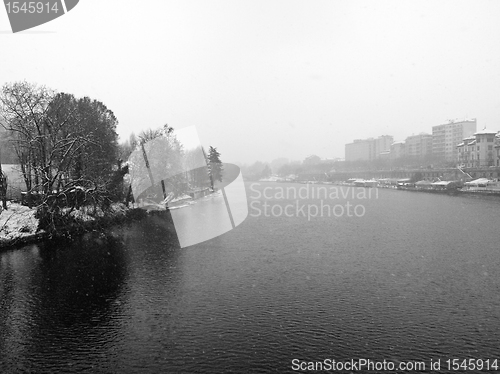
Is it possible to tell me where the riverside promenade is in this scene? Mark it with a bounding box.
[326,166,500,182]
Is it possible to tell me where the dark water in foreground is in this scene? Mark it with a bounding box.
[1,182,500,373]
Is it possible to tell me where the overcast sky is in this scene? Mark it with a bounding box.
[2,0,500,164]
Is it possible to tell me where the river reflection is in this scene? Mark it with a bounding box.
[0,234,130,372]
[1,183,500,373]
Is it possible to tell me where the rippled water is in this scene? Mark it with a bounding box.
[1,183,500,373]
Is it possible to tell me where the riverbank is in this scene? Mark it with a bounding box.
[0,192,215,250]
[0,202,147,250]
[0,202,41,248]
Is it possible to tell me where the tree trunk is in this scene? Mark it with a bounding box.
[0,156,8,210]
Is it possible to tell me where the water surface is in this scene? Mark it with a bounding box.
[1,183,500,373]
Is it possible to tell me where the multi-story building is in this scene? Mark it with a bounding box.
[345,135,394,162]
[405,133,433,158]
[457,136,477,168]
[345,139,371,161]
[496,133,500,167]
[432,119,477,163]
[390,141,406,160]
[474,128,497,167]
[373,135,393,160]
[457,128,498,168]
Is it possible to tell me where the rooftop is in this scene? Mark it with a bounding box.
[474,128,498,135]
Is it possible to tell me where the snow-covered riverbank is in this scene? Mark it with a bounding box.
[0,203,40,246]
[0,192,220,249]
[0,202,132,249]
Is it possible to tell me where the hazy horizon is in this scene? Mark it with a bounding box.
[2,0,500,165]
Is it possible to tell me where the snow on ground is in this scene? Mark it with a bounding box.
[0,194,216,245]
[0,202,129,244]
[0,202,39,242]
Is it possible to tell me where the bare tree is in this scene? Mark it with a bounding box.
[0,81,120,234]
[128,125,188,206]
[0,82,54,202]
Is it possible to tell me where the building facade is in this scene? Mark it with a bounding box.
[496,133,500,167]
[345,135,394,162]
[390,141,406,160]
[432,119,477,163]
[474,129,497,167]
[345,139,371,161]
[373,135,393,160]
[405,133,433,158]
[457,136,476,168]
[457,129,498,168]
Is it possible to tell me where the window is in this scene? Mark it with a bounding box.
[488,145,493,151]
[477,146,480,151]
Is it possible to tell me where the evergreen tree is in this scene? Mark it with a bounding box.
[207,146,223,190]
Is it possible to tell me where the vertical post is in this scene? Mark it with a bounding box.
[141,142,167,200]
[221,187,235,229]
[141,143,155,186]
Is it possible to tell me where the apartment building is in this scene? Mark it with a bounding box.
[390,141,406,160]
[345,135,394,161]
[345,139,370,161]
[405,133,433,158]
[496,133,500,167]
[374,135,393,160]
[432,119,477,162]
[457,128,498,167]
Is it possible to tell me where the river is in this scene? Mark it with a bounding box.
[1,182,500,373]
